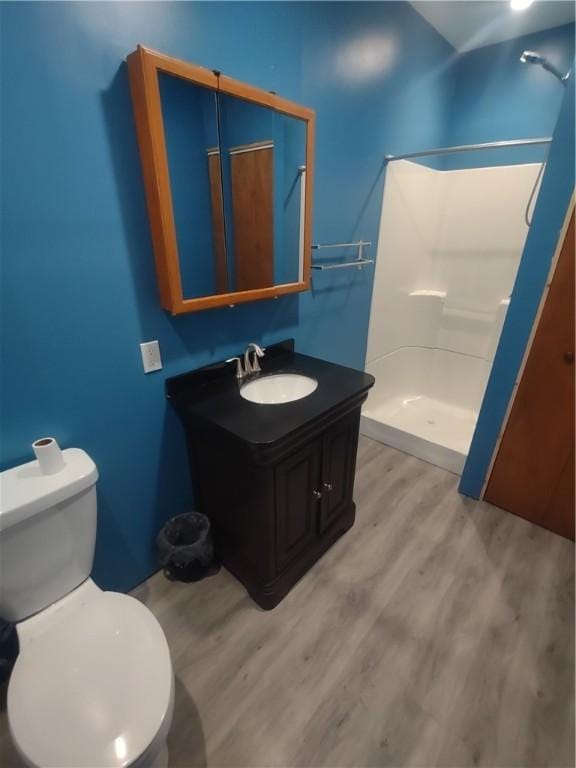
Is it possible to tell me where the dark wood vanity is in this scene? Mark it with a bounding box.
[167,341,374,609]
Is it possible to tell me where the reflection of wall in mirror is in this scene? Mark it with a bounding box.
[159,74,222,300]
[277,114,306,285]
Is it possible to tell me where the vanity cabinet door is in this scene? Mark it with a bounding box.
[319,412,359,534]
[275,440,321,572]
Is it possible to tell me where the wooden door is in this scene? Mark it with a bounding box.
[230,142,274,291]
[485,212,575,539]
[319,412,360,534]
[275,440,320,572]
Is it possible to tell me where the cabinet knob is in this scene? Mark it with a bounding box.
[312,490,322,500]
[323,482,333,492]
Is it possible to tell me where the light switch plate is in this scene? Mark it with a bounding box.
[140,340,162,373]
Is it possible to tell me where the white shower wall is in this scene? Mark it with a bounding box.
[363,159,542,472]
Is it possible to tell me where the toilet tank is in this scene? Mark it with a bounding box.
[0,449,99,623]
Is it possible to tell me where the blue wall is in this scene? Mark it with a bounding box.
[460,73,575,497]
[2,1,569,590]
[0,1,455,591]
[444,23,574,169]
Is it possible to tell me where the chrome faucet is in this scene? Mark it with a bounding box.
[226,356,245,380]
[244,343,265,375]
[226,343,266,380]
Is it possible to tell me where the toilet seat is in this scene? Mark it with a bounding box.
[8,590,173,768]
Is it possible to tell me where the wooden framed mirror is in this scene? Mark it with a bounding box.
[127,45,315,314]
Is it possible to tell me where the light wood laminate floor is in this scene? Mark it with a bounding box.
[1,438,574,767]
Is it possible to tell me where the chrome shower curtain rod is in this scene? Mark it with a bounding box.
[384,137,552,163]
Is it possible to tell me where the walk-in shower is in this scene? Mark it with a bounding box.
[361,140,548,473]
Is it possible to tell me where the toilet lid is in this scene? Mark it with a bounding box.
[8,592,173,768]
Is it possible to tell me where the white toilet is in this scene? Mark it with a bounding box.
[0,448,174,768]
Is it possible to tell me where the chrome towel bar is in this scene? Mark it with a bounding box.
[312,259,374,271]
[384,137,552,163]
[312,240,371,249]
[311,240,373,271]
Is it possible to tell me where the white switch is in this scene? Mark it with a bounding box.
[140,340,162,373]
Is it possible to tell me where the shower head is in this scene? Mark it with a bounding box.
[520,50,570,86]
[520,50,542,64]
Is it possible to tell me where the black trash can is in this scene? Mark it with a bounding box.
[156,512,220,583]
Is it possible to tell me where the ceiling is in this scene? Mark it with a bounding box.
[410,1,575,52]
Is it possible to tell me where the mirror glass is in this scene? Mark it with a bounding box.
[218,95,306,292]
[159,73,307,300]
[159,74,227,299]
[276,112,307,286]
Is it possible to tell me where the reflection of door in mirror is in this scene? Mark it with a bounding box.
[219,96,276,292]
[230,141,274,291]
[159,73,229,299]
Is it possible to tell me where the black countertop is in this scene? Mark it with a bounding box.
[166,340,375,447]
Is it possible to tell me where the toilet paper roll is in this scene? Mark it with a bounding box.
[32,437,65,475]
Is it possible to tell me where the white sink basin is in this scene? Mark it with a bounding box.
[240,373,318,405]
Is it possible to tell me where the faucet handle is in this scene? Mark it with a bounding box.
[245,343,265,374]
[245,341,266,373]
[226,357,244,379]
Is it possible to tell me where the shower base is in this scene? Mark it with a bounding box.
[360,395,477,474]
